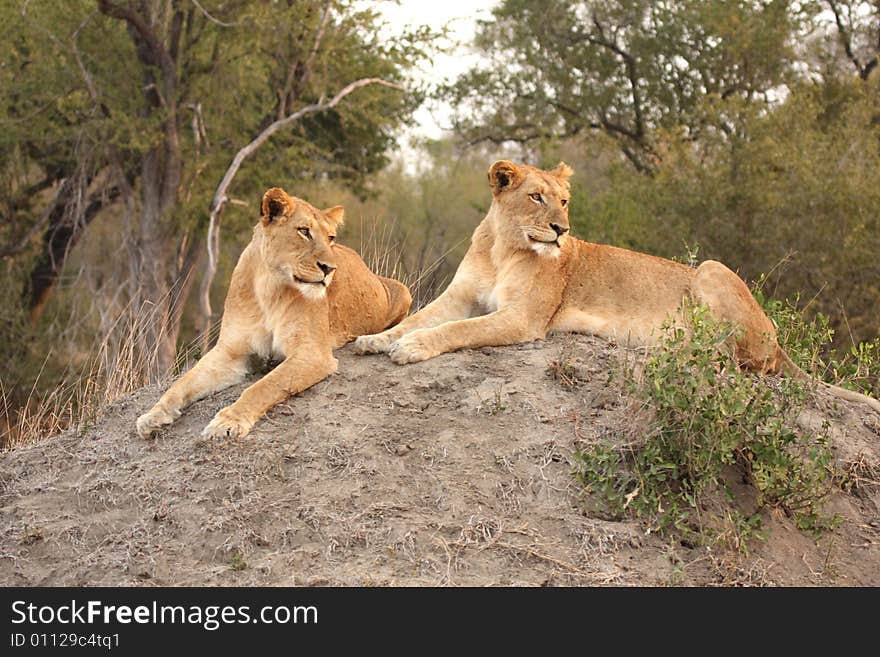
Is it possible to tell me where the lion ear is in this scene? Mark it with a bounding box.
[549,161,574,183]
[323,205,345,229]
[261,187,292,225]
[488,160,524,196]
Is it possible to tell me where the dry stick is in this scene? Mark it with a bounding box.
[491,541,598,579]
[198,77,405,346]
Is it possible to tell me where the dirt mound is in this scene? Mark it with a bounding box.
[2,334,879,586]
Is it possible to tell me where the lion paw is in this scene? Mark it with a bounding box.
[202,407,253,440]
[136,405,179,439]
[353,333,395,354]
[388,331,437,365]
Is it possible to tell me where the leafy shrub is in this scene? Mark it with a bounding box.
[573,304,836,552]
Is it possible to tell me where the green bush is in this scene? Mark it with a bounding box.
[573,304,837,552]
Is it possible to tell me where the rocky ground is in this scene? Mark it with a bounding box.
[2,334,879,586]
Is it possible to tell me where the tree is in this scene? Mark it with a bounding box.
[443,0,799,173]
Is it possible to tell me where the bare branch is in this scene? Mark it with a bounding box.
[190,0,238,27]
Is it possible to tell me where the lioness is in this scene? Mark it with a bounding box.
[355,160,880,413]
[137,187,412,439]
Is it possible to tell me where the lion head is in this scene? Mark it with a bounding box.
[487,160,573,256]
[258,187,344,299]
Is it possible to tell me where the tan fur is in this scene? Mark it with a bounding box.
[137,187,412,439]
[355,160,880,414]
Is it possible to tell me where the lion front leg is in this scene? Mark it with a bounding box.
[353,286,473,354]
[202,352,338,439]
[388,309,544,364]
[136,345,249,438]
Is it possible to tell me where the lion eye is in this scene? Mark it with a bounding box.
[529,192,543,204]
[328,235,336,243]
[561,199,568,207]
[298,227,311,240]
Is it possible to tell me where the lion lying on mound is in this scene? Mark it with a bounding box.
[137,187,412,439]
[355,160,880,414]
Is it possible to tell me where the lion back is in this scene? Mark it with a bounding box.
[327,244,412,346]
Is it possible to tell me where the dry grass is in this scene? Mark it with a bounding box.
[546,344,582,390]
[835,453,880,497]
[354,215,457,310]
[433,515,621,585]
[0,287,209,450]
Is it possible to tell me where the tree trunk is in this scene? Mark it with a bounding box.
[99,0,187,381]
[131,117,186,380]
[132,148,175,378]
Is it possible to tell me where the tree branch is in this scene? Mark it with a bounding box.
[278,0,332,120]
[96,0,169,69]
[96,0,181,212]
[827,0,875,79]
[589,15,646,139]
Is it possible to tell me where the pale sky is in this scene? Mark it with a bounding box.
[370,0,498,140]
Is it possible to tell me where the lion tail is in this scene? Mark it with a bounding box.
[776,348,880,414]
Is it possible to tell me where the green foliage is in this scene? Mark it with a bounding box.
[0,0,439,292]
[573,304,837,551]
[0,0,432,199]
[833,340,880,399]
[753,284,834,373]
[756,286,880,398]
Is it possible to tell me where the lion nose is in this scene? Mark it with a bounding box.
[318,262,336,276]
[550,223,569,236]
